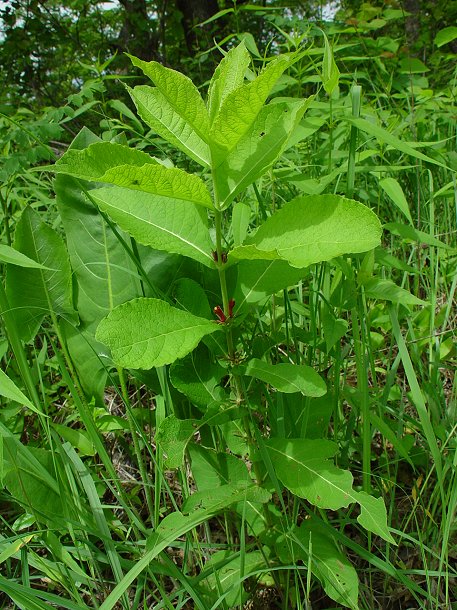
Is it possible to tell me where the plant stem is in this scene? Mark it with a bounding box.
[213,197,268,507]
[351,300,371,494]
[118,365,155,526]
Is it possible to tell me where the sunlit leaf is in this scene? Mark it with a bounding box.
[96,298,218,369]
[229,195,381,268]
[207,41,251,123]
[90,186,214,267]
[128,55,210,167]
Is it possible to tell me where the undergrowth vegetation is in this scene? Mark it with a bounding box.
[0,8,456,610]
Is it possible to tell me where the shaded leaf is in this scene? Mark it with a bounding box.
[277,524,358,609]
[189,445,250,491]
[198,550,264,608]
[363,278,425,305]
[55,174,142,331]
[156,415,195,468]
[241,359,327,396]
[170,346,226,409]
[231,201,251,248]
[379,177,413,225]
[234,259,308,307]
[6,207,76,341]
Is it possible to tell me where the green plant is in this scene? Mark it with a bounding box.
[13,41,397,609]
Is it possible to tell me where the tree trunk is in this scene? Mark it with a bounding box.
[175,0,220,55]
[404,0,421,47]
[117,0,158,61]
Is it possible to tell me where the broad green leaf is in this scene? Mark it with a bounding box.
[189,445,250,491]
[55,174,143,331]
[173,278,211,319]
[266,438,353,510]
[321,310,348,353]
[52,141,157,180]
[53,142,213,209]
[267,438,395,542]
[197,550,264,608]
[55,133,152,402]
[354,491,395,544]
[5,207,76,342]
[234,259,309,307]
[129,86,211,167]
[100,164,213,209]
[363,278,426,305]
[171,280,227,360]
[229,195,381,268]
[90,186,214,267]
[284,115,326,150]
[0,369,42,415]
[96,298,218,369]
[2,441,66,527]
[60,323,108,405]
[157,406,247,469]
[129,55,210,134]
[277,524,359,609]
[210,54,296,160]
[347,117,447,169]
[379,177,413,225]
[0,245,50,269]
[322,32,340,95]
[375,248,418,274]
[357,248,375,286]
[207,41,251,123]
[156,415,195,468]
[399,57,429,73]
[170,346,226,409]
[228,244,279,263]
[241,358,327,396]
[214,98,309,208]
[435,26,457,47]
[128,55,210,167]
